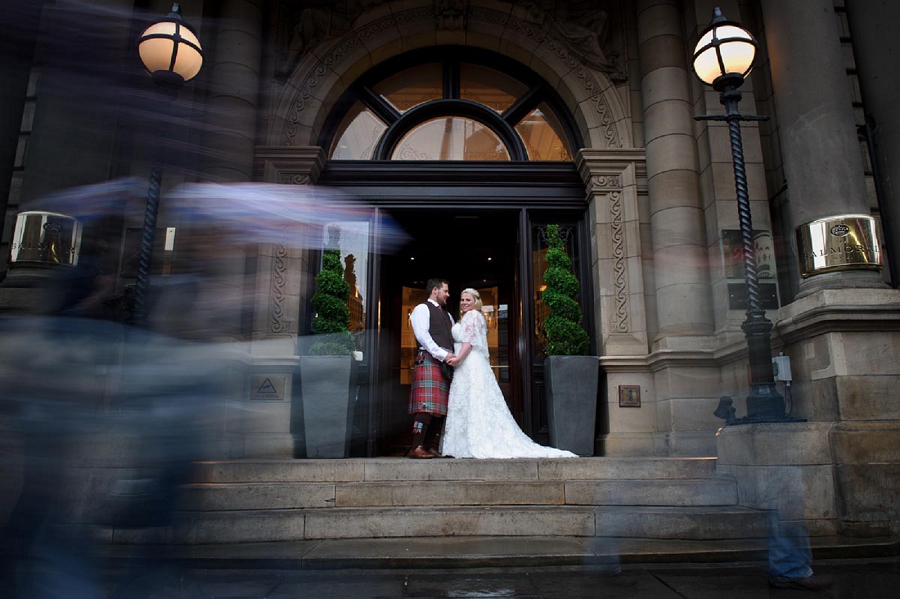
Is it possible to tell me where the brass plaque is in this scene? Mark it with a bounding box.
[796,215,882,277]
[9,211,82,267]
[618,385,641,408]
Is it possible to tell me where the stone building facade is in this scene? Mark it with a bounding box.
[1,0,898,537]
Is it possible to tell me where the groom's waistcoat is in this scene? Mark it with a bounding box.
[425,302,453,352]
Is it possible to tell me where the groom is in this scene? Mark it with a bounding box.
[408,278,456,459]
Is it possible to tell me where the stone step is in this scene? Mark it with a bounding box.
[190,457,718,484]
[112,505,768,545]
[179,478,737,511]
[98,535,900,570]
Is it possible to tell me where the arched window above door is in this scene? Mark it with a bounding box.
[322,49,580,162]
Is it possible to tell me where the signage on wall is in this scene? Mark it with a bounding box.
[721,229,780,310]
[250,375,286,400]
[618,385,641,408]
[796,214,882,277]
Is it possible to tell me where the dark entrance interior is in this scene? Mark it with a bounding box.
[375,208,522,455]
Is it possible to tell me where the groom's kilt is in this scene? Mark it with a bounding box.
[408,351,449,416]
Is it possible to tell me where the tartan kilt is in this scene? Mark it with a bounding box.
[408,351,449,416]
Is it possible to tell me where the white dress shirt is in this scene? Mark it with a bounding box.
[410,299,455,362]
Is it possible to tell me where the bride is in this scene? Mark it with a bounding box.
[442,288,576,459]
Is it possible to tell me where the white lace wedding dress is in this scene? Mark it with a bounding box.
[441,310,576,459]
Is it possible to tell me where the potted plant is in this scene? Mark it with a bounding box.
[298,227,356,458]
[542,224,598,456]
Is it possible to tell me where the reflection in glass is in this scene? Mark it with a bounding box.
[392,117,510,160]
[331,102,386,160]
[515,103,571,161]
[460,64,527,113]
[533,224,577,357]
[327,221,370,344]
[399,285,505,384]
[374,63,442,113]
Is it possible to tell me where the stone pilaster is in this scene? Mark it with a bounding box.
[225,146,326,458]
[577,148,658,456]
[760,0,883,295]
[636,0,714,341]
[577,149,649,358]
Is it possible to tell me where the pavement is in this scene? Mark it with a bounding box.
[94,556,900,598]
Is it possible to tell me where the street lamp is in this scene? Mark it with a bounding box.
[133,3,203,324]
[692,8,787,422]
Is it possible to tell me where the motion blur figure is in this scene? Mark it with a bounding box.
[0,285,119,597]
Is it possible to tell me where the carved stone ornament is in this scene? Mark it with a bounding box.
[270,243,289,333]
[275,0,627,81]
[590,175,622,191]
[435,0,467,30]
[279,1,625,148]
[608,190,628,333]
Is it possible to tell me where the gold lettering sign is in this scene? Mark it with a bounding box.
[796,214,881,277]
[9,211,82,267]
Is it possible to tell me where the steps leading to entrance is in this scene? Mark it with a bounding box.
[114,457,769,546]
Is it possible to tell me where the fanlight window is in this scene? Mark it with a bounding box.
[459,64,527,113]
[331,103,386,160]
[374,63,443,114]
[326,53,577,162]
[393,117,510,161]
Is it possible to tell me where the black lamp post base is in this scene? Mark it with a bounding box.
[714,395,805,427]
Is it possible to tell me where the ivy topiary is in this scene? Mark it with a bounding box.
[309,227,354,355]
[542,224,590,356]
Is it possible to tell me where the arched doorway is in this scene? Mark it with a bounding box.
[311,47,594,455]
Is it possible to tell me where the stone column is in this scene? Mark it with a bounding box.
[636,0,714,341]
[845,0,900,288]
[200,0,263,182]
[634,0,720,457]
[760,0,883,294]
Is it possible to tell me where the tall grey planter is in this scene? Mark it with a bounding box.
[545,355,599,456]
[298,355,354,458]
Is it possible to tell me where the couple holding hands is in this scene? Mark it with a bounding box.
[407,278,576,459]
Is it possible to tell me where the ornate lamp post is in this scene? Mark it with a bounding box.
[692,8,787,422]
[133,3,203,324]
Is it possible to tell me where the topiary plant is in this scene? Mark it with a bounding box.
[542,224,590,356]
[309,227,355,355]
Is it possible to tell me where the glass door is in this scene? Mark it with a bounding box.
[373,209,520,455]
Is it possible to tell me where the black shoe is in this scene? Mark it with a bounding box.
[769,574,834,591]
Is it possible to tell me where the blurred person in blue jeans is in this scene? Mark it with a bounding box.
[0,260,120,597]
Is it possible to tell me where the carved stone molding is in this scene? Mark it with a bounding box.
[278,173,311,185]
[270,243,288,334]
[609,190,628,333]
[590,175,622,191]
[279,4,624,149]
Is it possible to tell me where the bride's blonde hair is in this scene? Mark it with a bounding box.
[460,287,484,316]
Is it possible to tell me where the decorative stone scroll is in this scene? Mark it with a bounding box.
[608,189,628,333]
[270,243,288,334]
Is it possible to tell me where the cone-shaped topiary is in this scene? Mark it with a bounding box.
[542,224,590,356]
[309,227,355,355]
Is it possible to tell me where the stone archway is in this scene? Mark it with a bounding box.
[268,0,633,152]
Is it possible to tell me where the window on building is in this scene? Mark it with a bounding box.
[323,50,579,162]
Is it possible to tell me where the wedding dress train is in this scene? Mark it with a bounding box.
[441,310,576,459]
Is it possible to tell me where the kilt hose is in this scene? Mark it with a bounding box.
[408,350,450,416]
